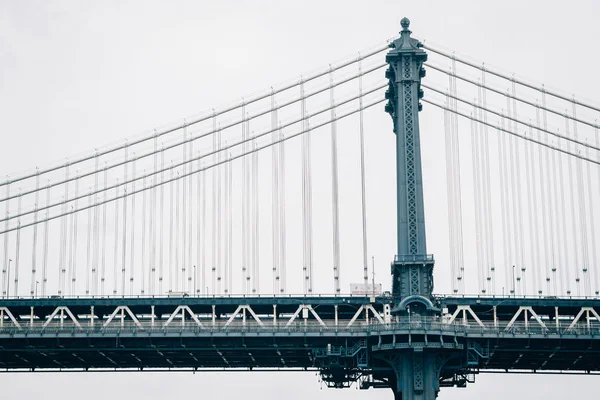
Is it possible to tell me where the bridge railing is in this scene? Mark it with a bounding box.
[2,317,600,337]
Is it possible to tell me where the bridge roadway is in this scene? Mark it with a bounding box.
[1,295,600,386]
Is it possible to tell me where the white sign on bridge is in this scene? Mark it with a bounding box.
[350,283,382,295]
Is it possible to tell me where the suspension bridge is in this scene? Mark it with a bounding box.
[1,18,600,399]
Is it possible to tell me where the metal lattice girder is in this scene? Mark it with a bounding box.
[224,305,264,327]
[0,307,20,329]
[568,307,600,330]
[285,305,326,327]
[163,305,204,327]
[42,306,82,328]
[504,306,547,331]
[447,306,486,328]
[103,306,142,328]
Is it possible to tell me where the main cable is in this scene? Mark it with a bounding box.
[423,44,600,113]
[0,98,386,237]
[0,43,392,190]
[422,99,600,165]
[422,84,600,152]
[0,82,388,231]
[425,63,599,129]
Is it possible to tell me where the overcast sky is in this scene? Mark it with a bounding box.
[1,0,600,399]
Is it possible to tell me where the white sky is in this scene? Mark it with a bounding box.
[1,0,600,398]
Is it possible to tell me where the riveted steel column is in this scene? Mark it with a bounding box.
[386,18,428,257]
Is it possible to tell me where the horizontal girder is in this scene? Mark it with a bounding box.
[1,295,600,374]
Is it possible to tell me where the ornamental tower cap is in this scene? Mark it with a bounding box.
[400,17,410,31]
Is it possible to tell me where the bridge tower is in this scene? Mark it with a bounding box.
[381,18,442,400]
[385,18,436,316]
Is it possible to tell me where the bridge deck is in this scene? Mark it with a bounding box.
[1,295,600,373]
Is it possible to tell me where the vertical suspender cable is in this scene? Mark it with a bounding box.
[498,114,510,293]
[59,162,69,295]
[250,137,258,294]
[212,113,217,295]
[443,98,457,294]
[70,173,79,294]
[535,101,550,294]
[141,173,147,295]
[300,79,313,294]
[301,79,308,294]
[92,153,100,295]
[2,177,8,297]
[201,160,206,295]
[223,141,228,294]
[228,151,233,294]
[532,105,542,294]
[329,66,341,294]
[506,95,518,294]
[188,130,193,295]
[511,80,526,292]
[524,120,537,295]
[113,182,119,295]
[159,144,165,294]
[197,153,202,295]
[358,56,369,288]
[544,91,560,294]
[254,139,260,293]
[42,180,50,296]
[307,115,314,295]
[271,90,280,294]
[585,133,596,295]
[470,106,484,293]
[101,164,108,295]
[450,59,465,292]
[30,170,40,296]
[279,122,287,293]
[86,189,92,295]
[182,121,188,294]
[175,170,180,292]
[150,133,158,295]
[480,67,495,294]
[241,105,248,292]
[246,116,252,293]
[573,101,590,295]
[14,191,21,296]
[217,127,222,294]
[68,204,74,294]
[593,122,600,295]
[129,155,136,295]
[565,110,579,295]
[446,82,458,293]
[58,196,65,294]
[169,164,174,292]
[121,146,128,296]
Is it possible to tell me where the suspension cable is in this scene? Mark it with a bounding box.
[423,99,600,165]
[0,57,389,192]
[0,82,388,234]
[422,44,600,113]
[425,63,599,129]
[423,84,600,152]
[0,98,385,237]
[1,44,392,191]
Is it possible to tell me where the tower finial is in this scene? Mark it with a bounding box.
[400,17,410,31]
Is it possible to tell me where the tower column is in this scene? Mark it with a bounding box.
[389,351,442,400]
[385,18,436,313]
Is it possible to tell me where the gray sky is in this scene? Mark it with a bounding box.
[1,0,600,398]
